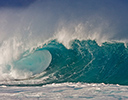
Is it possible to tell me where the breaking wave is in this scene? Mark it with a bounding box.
[1,39,128,86]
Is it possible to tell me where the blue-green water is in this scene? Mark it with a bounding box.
[42,39,128,85]
[0,0,128,99]
[1,39,128,100]
[3,39,128,86]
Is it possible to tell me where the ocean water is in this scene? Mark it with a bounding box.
[0,0,128,100]
[0,83,128,100]
[0,39,128,100]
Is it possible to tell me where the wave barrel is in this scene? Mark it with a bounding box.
[13,50,52,75]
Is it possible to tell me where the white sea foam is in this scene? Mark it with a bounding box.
[55,21,115,48]
[0,82,128,100]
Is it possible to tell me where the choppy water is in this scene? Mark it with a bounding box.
[0,83,128,100]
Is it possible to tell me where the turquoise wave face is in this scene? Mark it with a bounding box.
[9,39,128,85]
[13,50,52,75]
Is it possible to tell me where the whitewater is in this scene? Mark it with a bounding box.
[0,0,128,100]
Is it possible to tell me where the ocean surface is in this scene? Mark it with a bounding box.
[0,83,128,100]
[0,39,128,100]
[0,0,128,100]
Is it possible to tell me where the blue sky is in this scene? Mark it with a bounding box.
[0,0,36,7]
